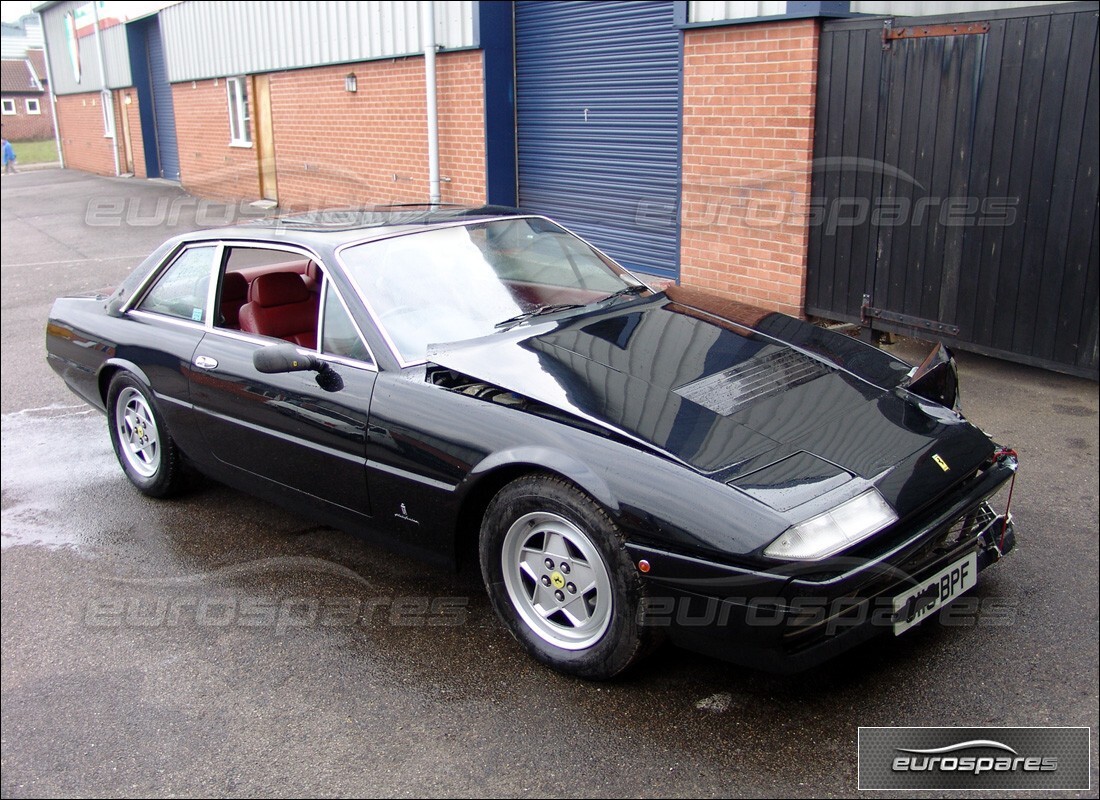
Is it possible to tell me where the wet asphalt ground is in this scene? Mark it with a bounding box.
[1,170,1097,798]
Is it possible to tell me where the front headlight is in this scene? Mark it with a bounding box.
[764,489,898,560]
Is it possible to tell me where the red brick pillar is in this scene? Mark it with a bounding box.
[680,20,820,318]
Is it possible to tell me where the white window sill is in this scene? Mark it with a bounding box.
[229,141,254,149]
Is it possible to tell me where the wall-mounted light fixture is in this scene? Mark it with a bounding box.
[345,73,357,93]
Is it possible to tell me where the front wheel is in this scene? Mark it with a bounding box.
[479,474,659,679]
[107,373,184,497]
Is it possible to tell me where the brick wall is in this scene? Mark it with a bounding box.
[173,78,261,200]
[55,91,118,175]
[268,50,486,208]
[1,92,54,140]
[680,20,819,318]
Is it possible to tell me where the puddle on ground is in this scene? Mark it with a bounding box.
[1,403,118,550]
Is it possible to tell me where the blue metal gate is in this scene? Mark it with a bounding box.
[145,19,180,181]
[515,1,682,280]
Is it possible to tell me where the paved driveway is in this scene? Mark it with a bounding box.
[2,170,1097,797]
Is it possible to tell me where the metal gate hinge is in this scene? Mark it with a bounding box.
[884,18,990,49]
[861,294,960,336]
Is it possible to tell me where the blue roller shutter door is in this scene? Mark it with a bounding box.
[145,19,180,181]
[515,1,682,280]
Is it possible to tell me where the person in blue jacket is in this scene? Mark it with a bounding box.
[2,137,17,174]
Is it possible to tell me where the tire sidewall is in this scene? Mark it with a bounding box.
[480,475,650,680]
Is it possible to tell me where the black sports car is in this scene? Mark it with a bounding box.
[46,206,1018,679]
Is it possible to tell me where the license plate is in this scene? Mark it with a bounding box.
[891,551,978,635]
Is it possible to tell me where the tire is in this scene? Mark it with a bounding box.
[107,373,184,498]
[479,474,658,680]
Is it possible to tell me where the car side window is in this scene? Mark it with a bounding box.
[321,281,372,364]
[138,246,216,323]
[216,246,322,350]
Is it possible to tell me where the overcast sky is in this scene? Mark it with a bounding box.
[1,1,37,24]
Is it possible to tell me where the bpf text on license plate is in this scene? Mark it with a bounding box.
[891,551,978,635]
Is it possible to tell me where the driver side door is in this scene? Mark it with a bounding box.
[188,244,377,518]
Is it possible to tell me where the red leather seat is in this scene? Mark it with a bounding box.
[239,272,318,348]
[302,261,323,294]
[220,271,249,329]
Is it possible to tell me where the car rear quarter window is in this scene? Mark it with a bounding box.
[138,246,217,323]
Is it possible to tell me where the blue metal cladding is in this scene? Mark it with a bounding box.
[515,1,682,280]
[126,19,160,180]
[146,18,180,181]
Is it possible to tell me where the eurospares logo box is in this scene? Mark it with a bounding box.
[858,727,1090,791]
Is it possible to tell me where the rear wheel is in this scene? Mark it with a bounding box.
[107,373,184,497]
[480,474,658,679]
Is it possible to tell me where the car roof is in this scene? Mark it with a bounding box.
[109,205,532,313]
[181,205,527,250]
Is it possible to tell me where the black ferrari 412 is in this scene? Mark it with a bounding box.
[46,207,1018,679]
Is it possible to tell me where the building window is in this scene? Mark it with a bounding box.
[1,99,14,115]
[101,90,115,138]
[226,76,252,146]
[26,98,41,115]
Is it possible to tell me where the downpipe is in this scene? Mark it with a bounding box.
[423,1,441,205]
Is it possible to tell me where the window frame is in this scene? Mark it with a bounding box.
[209,242,378,369]
[132,243,220,326]
[319,276,375,368]
[226,76,252,147]
[125,239,378,370]
[25,98,41,115]
[1,99,15,115]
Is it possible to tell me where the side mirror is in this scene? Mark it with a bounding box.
[902,342,959,410]
[253,343,344,392]
[254,343,318,374]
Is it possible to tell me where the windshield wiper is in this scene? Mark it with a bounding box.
[600,284,649,304]
[494,303,586,330]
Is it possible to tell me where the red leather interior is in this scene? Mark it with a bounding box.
[302,261,323,294]
[239,272,319,348]
[235,259,311,284]
[220,271,249,328]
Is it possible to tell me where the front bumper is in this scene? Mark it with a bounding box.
[628,457,1018,673]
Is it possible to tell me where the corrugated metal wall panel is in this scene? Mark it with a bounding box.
[1,17,44,58]
[849,0,1067,16]
[101,23,132,88]
[689,1,787,23]
[160,0,476,83]
[40,0,103,94]
[688,0,1077,23]
[39,2,131,92]
[515,1,682,279]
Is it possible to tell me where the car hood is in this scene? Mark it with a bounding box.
[428,287,993,517]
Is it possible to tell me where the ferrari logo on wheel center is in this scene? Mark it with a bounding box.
[550,572,566,590]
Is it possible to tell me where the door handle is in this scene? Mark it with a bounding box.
[194,355,218,369]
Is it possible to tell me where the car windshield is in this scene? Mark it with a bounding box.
[338,217,648,363]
